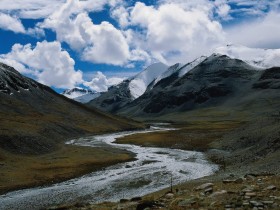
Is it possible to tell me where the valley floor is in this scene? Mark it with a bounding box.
[43,113,280,209]
[1,112,279,209]
[0,144,134,194]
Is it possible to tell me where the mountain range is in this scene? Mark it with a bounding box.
[1,44,279,153]
[88,50,280,121]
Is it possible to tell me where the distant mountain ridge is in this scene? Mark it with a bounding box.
[62,87,100,103]
[88,51,280,120]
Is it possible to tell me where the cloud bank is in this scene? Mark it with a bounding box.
[0,0,279,90]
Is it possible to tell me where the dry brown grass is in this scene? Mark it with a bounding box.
[0,144,134,195]
[116,121,243,151]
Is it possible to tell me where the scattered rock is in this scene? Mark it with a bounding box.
[250,200,264,207]
[242,186,255,192]
[245,174,256,180]
[243,201,250,206]
[178,198,197,207]
[165,193,174,199]
[195,183,214,190]
[223,179,236,184]
[245,192,257,197]
[270,196,280,200]
[262,200,274,205]
[210,190,227,198]
[80,175,280,210]
[266,185,277,190]
[204,187,213,194]
[272,203,279,208]
[235,178,244,184]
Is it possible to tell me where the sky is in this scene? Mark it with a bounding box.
[0,0,280,92]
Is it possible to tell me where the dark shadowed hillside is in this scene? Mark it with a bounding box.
[0,62,142,155]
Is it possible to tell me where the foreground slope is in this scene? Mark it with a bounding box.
[0,62,143,193]
[0,62,141,155]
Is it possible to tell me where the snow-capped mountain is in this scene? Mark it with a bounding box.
[87,62,168,113]
[129,62,168,99]
[62,87,100,103]
[215,44,280,69]
[87,57,208,113]
[88,51,280,116]
[152,56,207,87]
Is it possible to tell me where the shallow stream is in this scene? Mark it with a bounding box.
[0,126,218,210]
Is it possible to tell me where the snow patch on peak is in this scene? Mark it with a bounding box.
[62,87,96,99]
[215,45,280,69]
[152,56,207,87]
[62,87,100,103]
[178,56,207,77]
[153,63,182,85]
[129,62,168,99]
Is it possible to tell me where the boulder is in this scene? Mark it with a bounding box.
[195,183,214,190]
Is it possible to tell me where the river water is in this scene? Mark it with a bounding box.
[0,126,218,210]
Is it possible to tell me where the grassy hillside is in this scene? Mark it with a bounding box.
[0,63,143,194]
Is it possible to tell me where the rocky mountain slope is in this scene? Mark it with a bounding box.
[88,63,168,113]
[88,54,280,121]
[62,87,100,103]
[87,59,206,114]
[0,62,141,155]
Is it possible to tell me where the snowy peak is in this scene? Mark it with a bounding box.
[215,44,280,69]
[150,56,207,89]
[62,87,100,103]
[129,62,168,99]
[62,87,96,99]
[178,56,207,77]
[128,57,207,100]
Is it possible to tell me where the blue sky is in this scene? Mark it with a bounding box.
[0,0,280,92]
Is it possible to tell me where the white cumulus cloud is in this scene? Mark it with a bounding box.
[1,0,280,86]
[0,0,116,19]
[0,13,25,33]
[0,41,83,88]
[225,12,280,49]
[81,21,130,65]
[41,0,130,65]
[128,2,225,64]
[83,71,124,92]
